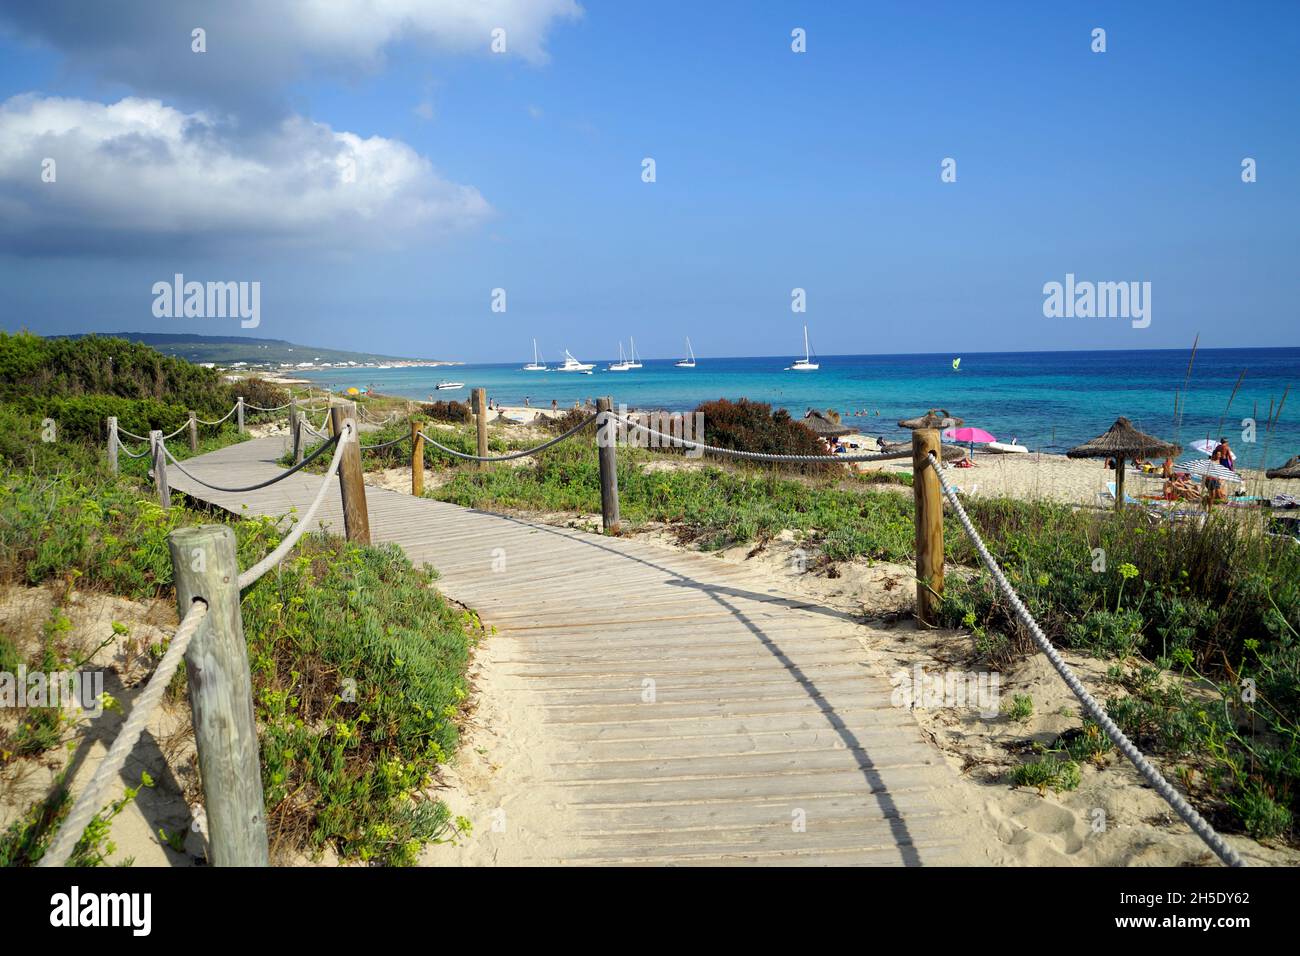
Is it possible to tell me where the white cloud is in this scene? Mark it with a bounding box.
[0,1,583,116]
[292,0,583,65]
[0,94,490,253]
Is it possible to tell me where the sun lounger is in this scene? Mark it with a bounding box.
[1105,482,1141,506]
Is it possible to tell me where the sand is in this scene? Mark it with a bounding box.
[0,584,209,866]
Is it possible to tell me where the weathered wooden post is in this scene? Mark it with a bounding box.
[596,396,621,534]
[107,416,119,475]
[188,411,199,453]
[330,406,371,545]
[474,387,489,469]
[150,430,171,508]
[289,402,302,464]
[236,396,245,434]
[899,409,961,628]
[411,419,425,496]
[167,526,270,866]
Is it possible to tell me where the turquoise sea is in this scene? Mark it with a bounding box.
[298,347,1300,471]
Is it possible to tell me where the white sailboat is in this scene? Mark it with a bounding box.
[607,342,631,372]
[557,349,595,373]
[675,337,696,368]
[523,338,547,371]
[786,325,819,372]
[626,337,643,369]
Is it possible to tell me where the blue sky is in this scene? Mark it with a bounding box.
[0,1,1296,362]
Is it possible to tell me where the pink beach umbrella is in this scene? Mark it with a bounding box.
[943,427,996,444]
[943,426,996,458]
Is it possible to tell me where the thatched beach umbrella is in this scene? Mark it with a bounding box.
[1066,417,1182,510]
[1266,455,1300,480]
[801,408,852,439]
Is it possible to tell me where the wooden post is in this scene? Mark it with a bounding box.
[289,403,302,464]
[188,411,199,454]
[596,396,621,534]
[1114,458,1127,511]
[167,526,270,867]
[330,406,371,545]
[911,427,943,627]
[236,396,245,434]
[107,416,119,475]
[150,430,171,508]
[411,419,425,497]
[474,387,489,468]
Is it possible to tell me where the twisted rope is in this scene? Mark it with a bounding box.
[194,405,238,427]
[162,432,340,493]
[238,424,351,589]
[39,599,210,868]
[923,452,1245,867]
[608,412,914,463]
[416,412,599,462]
[160,421,191,441]
[244,402,292,412]
[360,433,411,451]
[357,407,397,426]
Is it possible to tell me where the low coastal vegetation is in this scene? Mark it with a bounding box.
[0,334,474,866]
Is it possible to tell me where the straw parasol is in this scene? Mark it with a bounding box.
[1066,417,1182,510]
[801,409,853,439]
[1266,455,1300,480]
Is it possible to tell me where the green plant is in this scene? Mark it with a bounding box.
[1005,694,1034,722]
[1009,755,1081,793]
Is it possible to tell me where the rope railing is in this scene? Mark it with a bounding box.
[360,432,411,451]
[38,598,211,868]
[607,411,915,463]
[43,421,358,864]
[194,405,239,427]
[416,411,600,462]
[162,432,341,494]
[922,451,1245,868]
[237,424,351,589]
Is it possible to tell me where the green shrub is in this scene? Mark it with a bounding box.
[241,536,472,864]
[0,331,234,416]
[420,400,471,424]
[695,398,835,474]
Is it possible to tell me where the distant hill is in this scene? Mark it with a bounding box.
[59,333,450,368]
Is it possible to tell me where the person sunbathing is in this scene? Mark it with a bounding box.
[1163,475,1197,500]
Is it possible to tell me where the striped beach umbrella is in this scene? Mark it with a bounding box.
[1176,458,1243,484]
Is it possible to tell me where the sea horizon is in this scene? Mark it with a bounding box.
[297,345,1299,470]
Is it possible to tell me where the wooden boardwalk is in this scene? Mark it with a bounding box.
[168,434,971,865]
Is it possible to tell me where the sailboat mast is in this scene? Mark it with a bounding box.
[803,325,810,363]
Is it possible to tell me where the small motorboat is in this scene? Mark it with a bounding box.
[435,381,465,390]
[985,441,1029,454]
[557,350,595,373]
